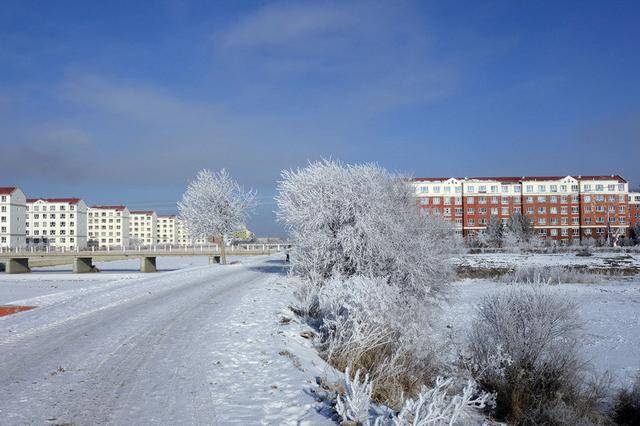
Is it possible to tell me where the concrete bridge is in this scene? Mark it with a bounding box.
[0,244,291,274]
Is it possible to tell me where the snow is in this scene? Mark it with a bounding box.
[0,256,213,305]
[0,255,336,425]
[456,252,640,270]
[441,275,640,388]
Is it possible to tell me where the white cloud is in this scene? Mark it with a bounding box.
[219,1,355,48]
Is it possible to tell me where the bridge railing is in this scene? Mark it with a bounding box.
[0,243,293,255]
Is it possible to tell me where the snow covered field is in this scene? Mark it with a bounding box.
[0,255,335,425]
[1,252,639,424]
[456,251,640,273]
[445,252,640,388]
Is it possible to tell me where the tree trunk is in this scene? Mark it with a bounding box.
[219,235,227,265]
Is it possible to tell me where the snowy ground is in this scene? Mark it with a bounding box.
[456,251,640,272]
[0,255,336,425]
[443,253,640,388]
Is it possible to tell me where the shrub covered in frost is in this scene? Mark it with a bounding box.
[277,160,456,406]
[466,285,607,424]
[336,367,494,425]
[276,160,454,299]
[499,264,603,285]
[317,276,439,404]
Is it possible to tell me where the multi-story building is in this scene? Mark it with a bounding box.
[628,192,640,235]
[26,198,88,249]
[413,174,631,243]
[157,215,177,245]
[578,176,629,241]
[130,211,157,247]
[521,176,582,240]
[87,205,130,248]
[463,177,522,232]
[0,187,27,248]
[176,218,207,246]
[413,178,464,233]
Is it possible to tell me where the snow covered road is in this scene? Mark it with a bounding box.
[0,256,332,425]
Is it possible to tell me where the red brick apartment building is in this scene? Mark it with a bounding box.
[413,175,636,242]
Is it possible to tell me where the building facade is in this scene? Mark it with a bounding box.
[157,215,177,245]
[26,198,88,250]
[629,192,640,235]
[413,175,631,243]
[176,218,207,246]
[130,211,157,247]
[87,206,130,248]
[0,187,27,248]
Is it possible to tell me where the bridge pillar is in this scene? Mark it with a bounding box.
[6,258,30,274]
[73,257,97,273]
[141,256,157,273]
[209,255,221,265]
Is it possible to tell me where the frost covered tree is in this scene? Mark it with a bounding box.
[485,215,503,247]
[506,212,533,243]
[277,160,457,404]
[178,169,256,264]
[276,160,454,300]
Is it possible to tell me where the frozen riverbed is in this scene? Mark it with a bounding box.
[0,255,334,425]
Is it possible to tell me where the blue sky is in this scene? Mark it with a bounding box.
[1,0,639,236]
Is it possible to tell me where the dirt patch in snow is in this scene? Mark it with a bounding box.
[0,305,36,317]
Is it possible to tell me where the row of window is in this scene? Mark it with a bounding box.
[26,237,76,243]
[88,225,122,231]
[27,213,75,219]
[28,222,76,228]
[27,230,76,236]
[417,183,627,195]
[27,205,76,211]
[89,218,122,224]
[88,211,123,217]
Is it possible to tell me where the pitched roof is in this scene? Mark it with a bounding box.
[0,187,18,195]
[413,175,627,184]
[412,177,457,182]
[130,210,155,215]
[27,197,82,204]
[574,175,627,183]
[90,205,127,211]
[464,177,522,183]
[157,214,176,218]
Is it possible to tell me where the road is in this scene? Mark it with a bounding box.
[0,256,329,425]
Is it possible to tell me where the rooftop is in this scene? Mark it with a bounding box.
[0,187,18,195]
[412,175,627,184]
[90,205,127,211]
[27,197,82,204]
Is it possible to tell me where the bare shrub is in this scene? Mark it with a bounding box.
[612,374,640,425]
[466,285,600,424]
[500,264,603,285]
[316,276,439,405]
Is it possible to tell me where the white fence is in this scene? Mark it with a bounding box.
[0,243,292,255]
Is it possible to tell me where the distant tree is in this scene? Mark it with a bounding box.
[486,215,503,247]
[178,169,256,264]
[506,212,533,242]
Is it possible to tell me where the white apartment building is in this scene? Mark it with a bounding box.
[26,198,88,250]
[87,206,130,248]
[130,211,157,247]
[0,187,27,248]
[157,215,177,245]
[176,218,207,246]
